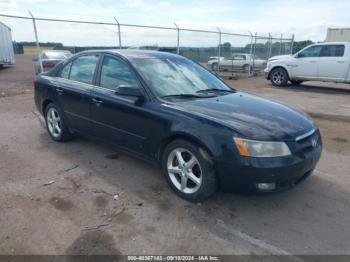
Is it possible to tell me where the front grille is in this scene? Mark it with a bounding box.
[296,130,320,154]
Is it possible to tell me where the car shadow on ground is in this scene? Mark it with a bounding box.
[274,83,350,95]
[0,65,13,70]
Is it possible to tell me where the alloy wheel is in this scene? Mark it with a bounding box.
[272,71,285,85]
[46,107,62,138]
[167,148,202,194]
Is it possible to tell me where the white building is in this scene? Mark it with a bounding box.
[326,28,350,42]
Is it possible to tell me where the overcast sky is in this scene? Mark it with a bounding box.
[0,0,349,46]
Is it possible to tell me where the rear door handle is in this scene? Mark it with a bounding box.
[56,88,64,95]
[92,98,103,107]
[309,61,317,63]
[337,61,345,63]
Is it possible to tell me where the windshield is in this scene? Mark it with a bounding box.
[133,57,234,98]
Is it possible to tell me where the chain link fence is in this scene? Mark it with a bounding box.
[0,12,294,76]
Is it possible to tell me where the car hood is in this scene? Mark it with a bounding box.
[165,92,314,141]
[268,54,293,62]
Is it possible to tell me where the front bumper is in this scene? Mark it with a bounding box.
[264,68,270,79]
[216,135,322,193]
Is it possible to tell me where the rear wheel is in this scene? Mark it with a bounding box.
[162,139,217,202]
[290,80,303,85]
[270,68,289,86]
[45,103,73,142]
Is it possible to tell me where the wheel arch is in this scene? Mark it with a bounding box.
[157,132,214,164]
[211,62,219,69]
[42,99,54,115]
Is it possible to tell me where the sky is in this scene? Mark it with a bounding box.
[0,0,349,47]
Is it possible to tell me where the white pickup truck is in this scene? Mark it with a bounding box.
[208,54,266,73]
[264,42,350,86]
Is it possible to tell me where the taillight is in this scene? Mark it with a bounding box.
[42,62,54,71]
[33,80,37,88]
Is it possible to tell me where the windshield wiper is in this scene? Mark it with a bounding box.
[161,93,213,99]
[196,88,235,94]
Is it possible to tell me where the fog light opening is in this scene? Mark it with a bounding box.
[256,183,276,191]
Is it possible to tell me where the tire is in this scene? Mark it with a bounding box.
[211,62,219,71]
[270,68,289,86]
[44,103,73,142]
[290,80,303,85]
[161,139,217,202]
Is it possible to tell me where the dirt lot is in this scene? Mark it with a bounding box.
[1,57,350,257]
[0,55,34,97]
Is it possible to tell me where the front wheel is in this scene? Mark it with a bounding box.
[270,68,289,86]
[162,139,217,202]
[45,103,73,142]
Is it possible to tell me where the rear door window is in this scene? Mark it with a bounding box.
[69,55,99,85]
[320,45,345,57]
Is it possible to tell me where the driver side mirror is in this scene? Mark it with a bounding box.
[115,84,144,98]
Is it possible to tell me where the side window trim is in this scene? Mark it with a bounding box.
[67,63,72,79]
[94,53,105,87]
[67,60,73,79]
[91,54,102,86]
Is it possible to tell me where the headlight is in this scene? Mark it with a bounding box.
[233,137,291,157]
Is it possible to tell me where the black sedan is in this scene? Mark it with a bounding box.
[34,50,322,201]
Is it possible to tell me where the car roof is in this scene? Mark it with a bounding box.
[42,50,71,54]
[311,42,349,45]
[76,49,181,61]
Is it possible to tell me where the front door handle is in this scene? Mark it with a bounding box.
[337,61,345,63]
[309,61,317,63]
[92,98,103,107]
[56,88,64,95]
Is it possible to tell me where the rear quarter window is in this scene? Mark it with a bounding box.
[69,55,99,85]
[60,62,72,79]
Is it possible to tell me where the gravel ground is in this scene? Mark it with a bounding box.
[0,55,34,97]
[0,64,350,257]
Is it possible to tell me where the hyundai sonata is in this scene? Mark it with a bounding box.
[34,50,322,201]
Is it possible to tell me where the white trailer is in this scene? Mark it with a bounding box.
[0,22,15,67]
